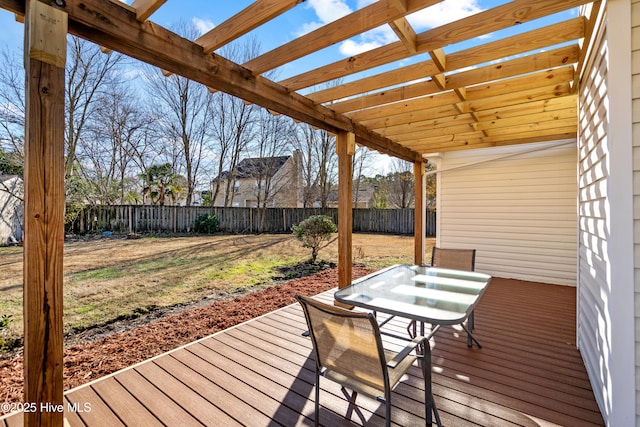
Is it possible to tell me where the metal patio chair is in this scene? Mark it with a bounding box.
[431,247,476,272]
[295,294,441,427]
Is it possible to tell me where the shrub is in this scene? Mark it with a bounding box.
[292,215,337,263]
[194,213,220,234]
[0,314,13,352]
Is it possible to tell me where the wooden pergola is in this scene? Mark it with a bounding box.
[0,0,598,425]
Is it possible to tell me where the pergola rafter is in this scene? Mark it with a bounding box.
[243,0,442,75]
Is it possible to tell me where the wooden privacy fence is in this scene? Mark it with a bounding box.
[69,205,436,236]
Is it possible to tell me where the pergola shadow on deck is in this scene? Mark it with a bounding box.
[1,278,604,426]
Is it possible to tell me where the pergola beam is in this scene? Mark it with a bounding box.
[0,0,421,163]
[330,46,579,115]
[131,0,166,22]
[389,17,417,54]
[306,17,584,104]
[362,94,578,131]
[195,0,302,54]
[348,69,575,123]
[244,0,442,75]
[282,8,588,92]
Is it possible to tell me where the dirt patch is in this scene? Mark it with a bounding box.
[0,265,374,411]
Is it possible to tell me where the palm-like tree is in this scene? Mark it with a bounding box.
[141,163,185,205]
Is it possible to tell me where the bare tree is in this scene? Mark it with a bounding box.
[250,110,296,230]
[352,145,373,207]
[65,37,125,182]
[387,158,415,208]
[143,23,212,206]
[315,129,337,208]
[80,82,153,204]
[209,91,257,206]
[0,48,25,167]
[145,72,209,206]
[208,38,262,207]
[0,42,128,216]
[292,123,320,207]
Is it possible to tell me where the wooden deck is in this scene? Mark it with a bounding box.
[1,278,604,426]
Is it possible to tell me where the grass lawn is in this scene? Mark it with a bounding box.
[0,233,433,341]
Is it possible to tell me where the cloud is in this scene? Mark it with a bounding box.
[339,39,382,56]
[338,25,397,56]
[297,21,323,36]
[192,17,215,36]
[298,0,483,57]
[296,0,352,36]
[309,0,352,23]
[407,0,484,30]
[335,0,483,58]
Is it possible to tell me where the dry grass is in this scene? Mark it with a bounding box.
[0,233,433,339]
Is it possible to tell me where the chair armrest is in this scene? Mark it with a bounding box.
[387,336,427,369]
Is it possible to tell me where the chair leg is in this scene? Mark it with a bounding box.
[420,343,442,427]
[385,390,392,427]
[315,370,320,427]
[460,323,482,348]
[340,387,366,424]
[407,319,417,339]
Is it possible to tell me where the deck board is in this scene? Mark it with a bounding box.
[113,369,204,426]
[90,376,163,426]
[0,277,604,426]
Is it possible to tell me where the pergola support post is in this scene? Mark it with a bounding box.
[336,131,354,303]
[414,161,426,265]
[23,1,67,426]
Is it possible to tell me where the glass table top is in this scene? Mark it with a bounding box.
[334,264,492,325]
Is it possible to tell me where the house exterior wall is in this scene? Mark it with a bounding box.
[631,0,640,423]
[436,141,577,286]
[270,156,302,207]
[213,155,302,207]
[0,176,23,245]
[577,0,636,424]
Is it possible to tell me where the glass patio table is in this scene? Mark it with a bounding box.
[334,264,492,347]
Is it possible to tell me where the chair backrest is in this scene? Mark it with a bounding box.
[295,295,388,393]
[431,247,476,271]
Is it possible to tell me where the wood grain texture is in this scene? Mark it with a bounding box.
[195,0,302,54]
[414,162,425,265]
[23,2,66,425]
[336,132,354,291]
[244,0,442,74]
[131,0,166,21]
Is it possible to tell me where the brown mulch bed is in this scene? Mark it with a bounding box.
[0,266,374,412]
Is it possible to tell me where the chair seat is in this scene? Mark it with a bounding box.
[323,350,417,400]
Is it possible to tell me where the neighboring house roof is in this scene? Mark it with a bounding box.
[327,181,376,203]
[216,155,291,181]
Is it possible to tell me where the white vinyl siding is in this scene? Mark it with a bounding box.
[578,8,610,423]
[633,0,640,424]
[578,1,636,424]
[437,141,577,286]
